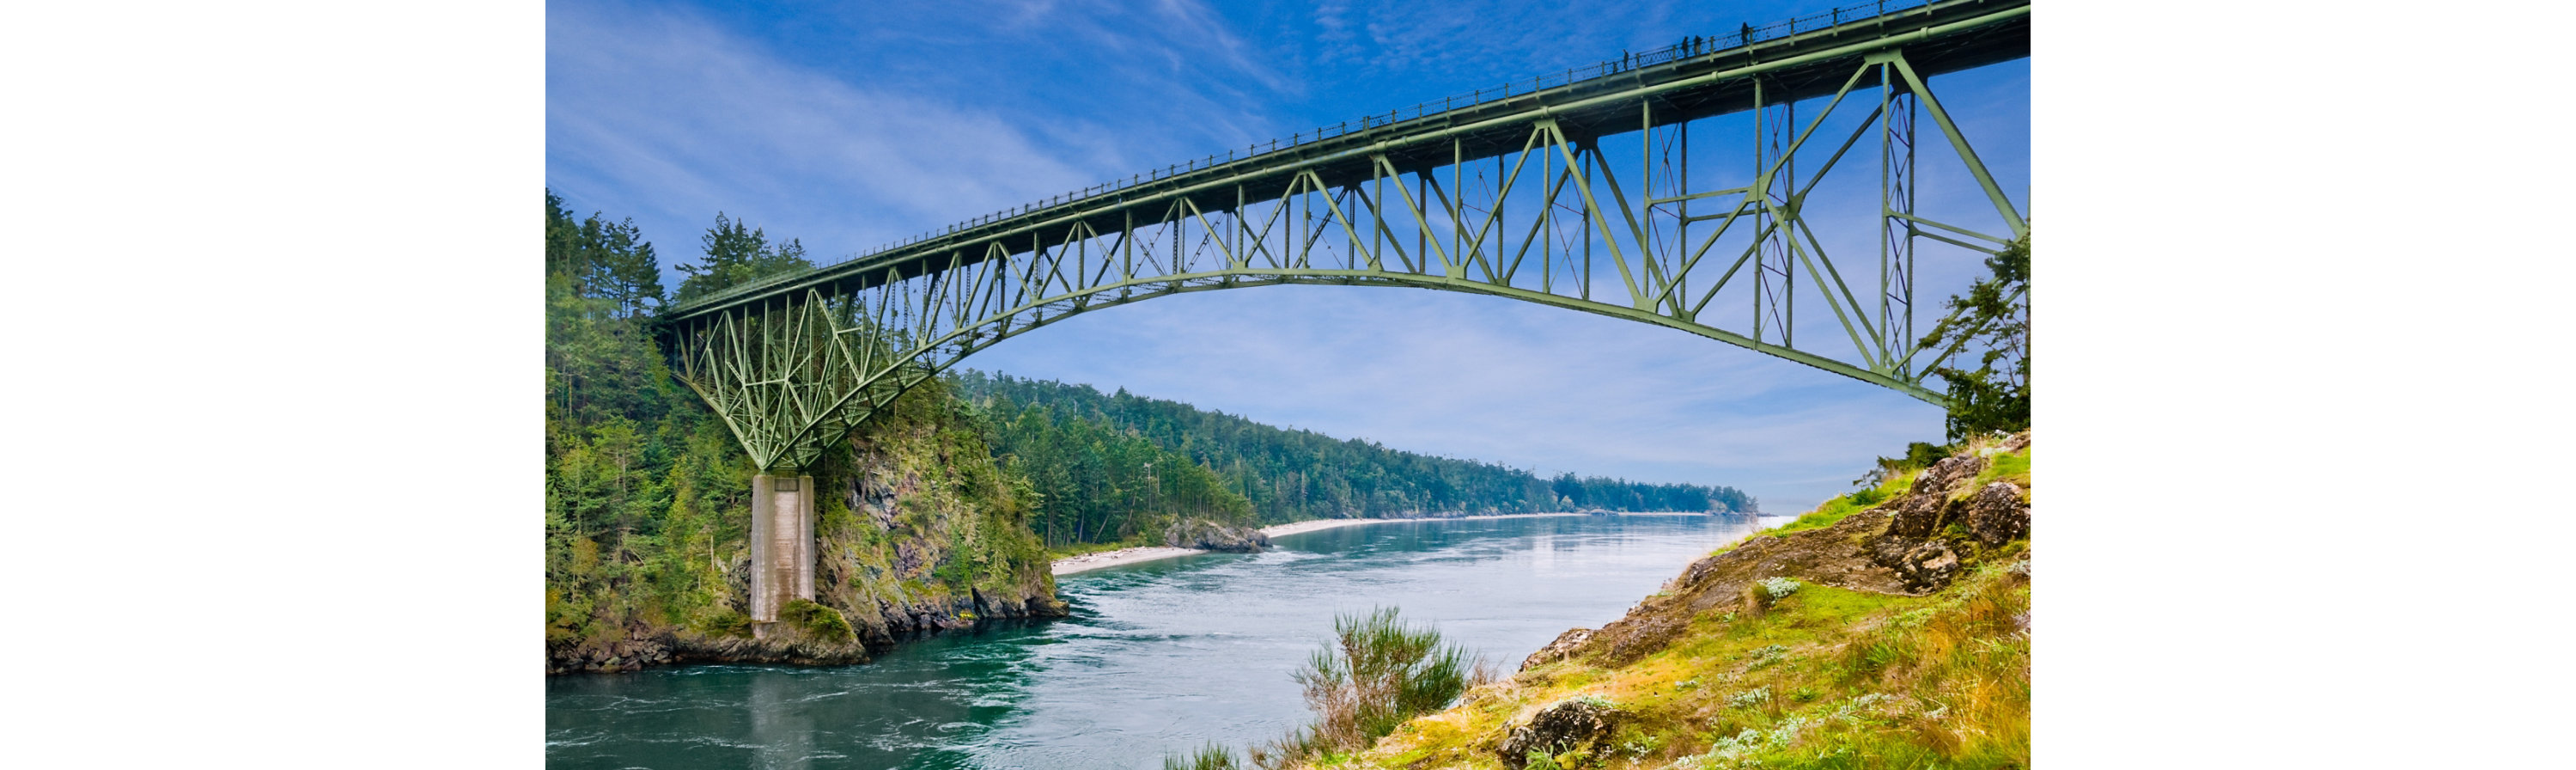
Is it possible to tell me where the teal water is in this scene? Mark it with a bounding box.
[545,513,1785,769]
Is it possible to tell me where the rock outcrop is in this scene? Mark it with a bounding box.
[819,459,1069,651]
[1497,697,1624,767]
[1964,481,2030,545]
[1540,431,2031,669]
[1885,454,1986,538]
[1519,627,1596,671]
[547,415,1069,675]
[1165,518,1270,553]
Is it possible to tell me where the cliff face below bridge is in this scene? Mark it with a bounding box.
[545,385,1064,675]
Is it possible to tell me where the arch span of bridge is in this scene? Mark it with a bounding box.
[651,0,2028,633]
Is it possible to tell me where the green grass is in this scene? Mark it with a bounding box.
[1344,553,2029,770]
[1969,447,2031,491]
[1762,469,1918,540]
[780,598,856,645]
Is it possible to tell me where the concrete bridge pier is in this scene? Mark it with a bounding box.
[748,472,817,639]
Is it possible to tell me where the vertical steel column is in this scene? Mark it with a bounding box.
[1580,148,1592,302]
[1880,64,1918,370]
[1542,136,1555,295]
[1755,77,1796,348]
[1676,108,1690,319]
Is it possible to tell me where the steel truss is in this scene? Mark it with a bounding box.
[658,2,2029,473]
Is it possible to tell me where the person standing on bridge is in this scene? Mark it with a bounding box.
[1740,23,1753,46]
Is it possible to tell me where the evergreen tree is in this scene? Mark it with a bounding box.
[1916,232,2031,441]
[673,211,813,302]
[954,370,1756,528]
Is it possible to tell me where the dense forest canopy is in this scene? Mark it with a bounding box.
[953,370,1757,526]
[548,189,1757,571]
[671,212,813,304]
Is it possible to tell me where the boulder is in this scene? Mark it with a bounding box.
[1165,519,1270,553]
[1884,494,1954,539]
[1915,454,1988,497]
[1497,697,1623,768]
[1519,627,1594,671]
[1885,454,1984,538]
[1891,541,1960,592]
[1964,482,2030,545]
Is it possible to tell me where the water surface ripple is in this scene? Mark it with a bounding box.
[546,513,1785,769]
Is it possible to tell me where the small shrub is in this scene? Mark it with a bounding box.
[780,599,856,645]
[1726,687,1772,709]
[1745,645,1790,670]
[1791,686,1820,703]
[1283,607,1486,761]
[1620,731,1665,758]
[703,609,751,638]
[1832,693,1894,723]
[1760,577,1801,601]
[1161,742,1241,770]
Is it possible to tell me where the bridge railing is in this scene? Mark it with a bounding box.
[668,0,1939,315]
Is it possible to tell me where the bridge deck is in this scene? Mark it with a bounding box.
[660,0,2028,324]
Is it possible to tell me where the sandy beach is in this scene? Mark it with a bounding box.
[1046,512,1722,576]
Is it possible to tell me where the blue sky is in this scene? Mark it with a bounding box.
[547,0,2031,513]
[30,2,2573,761]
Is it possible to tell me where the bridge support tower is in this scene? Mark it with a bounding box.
[748,472,817,639]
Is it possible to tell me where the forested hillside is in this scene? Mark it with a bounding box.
[546,190,1761,670]
[545,192,1059,674]
[953,371,1757,535]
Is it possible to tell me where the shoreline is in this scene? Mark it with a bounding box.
[1050,511,1766,576]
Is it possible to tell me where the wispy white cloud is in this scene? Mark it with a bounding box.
[547,1,1115,260]
[966,284,1946,511]
[546,0,2021,513]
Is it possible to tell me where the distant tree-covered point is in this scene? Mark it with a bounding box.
[953,371,1756,538]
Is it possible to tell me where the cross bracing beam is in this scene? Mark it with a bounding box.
[655,0,2029,473]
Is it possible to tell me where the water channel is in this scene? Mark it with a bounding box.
[546,512,1788,769]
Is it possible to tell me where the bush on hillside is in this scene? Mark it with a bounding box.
[780,599,856,645]
[1161,743,1242,770]
[1260,608,1491,767]
[1915,233,2031,442]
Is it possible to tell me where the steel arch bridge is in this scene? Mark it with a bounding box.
[656,0,2029,476]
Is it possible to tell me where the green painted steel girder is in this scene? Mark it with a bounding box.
[655,0,2030,472]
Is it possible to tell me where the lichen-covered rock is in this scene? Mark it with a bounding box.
[1885,494,1956,539]
[1964,481,2030,545]
[1887,454,1984,538]
[1519,627,1595,671]
[1891,541,1960,592]
[1915,454,1988,498]
[1497,698,1623,768]
[1165,518,1270,553]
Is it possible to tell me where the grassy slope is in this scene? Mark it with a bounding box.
[1332,437,2033,769]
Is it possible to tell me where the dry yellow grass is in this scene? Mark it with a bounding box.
[1294,437,2033,770]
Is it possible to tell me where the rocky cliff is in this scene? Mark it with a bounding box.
[1333,431,2034,768]
[1165,518,1270,552]
[545,387,1065,675]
